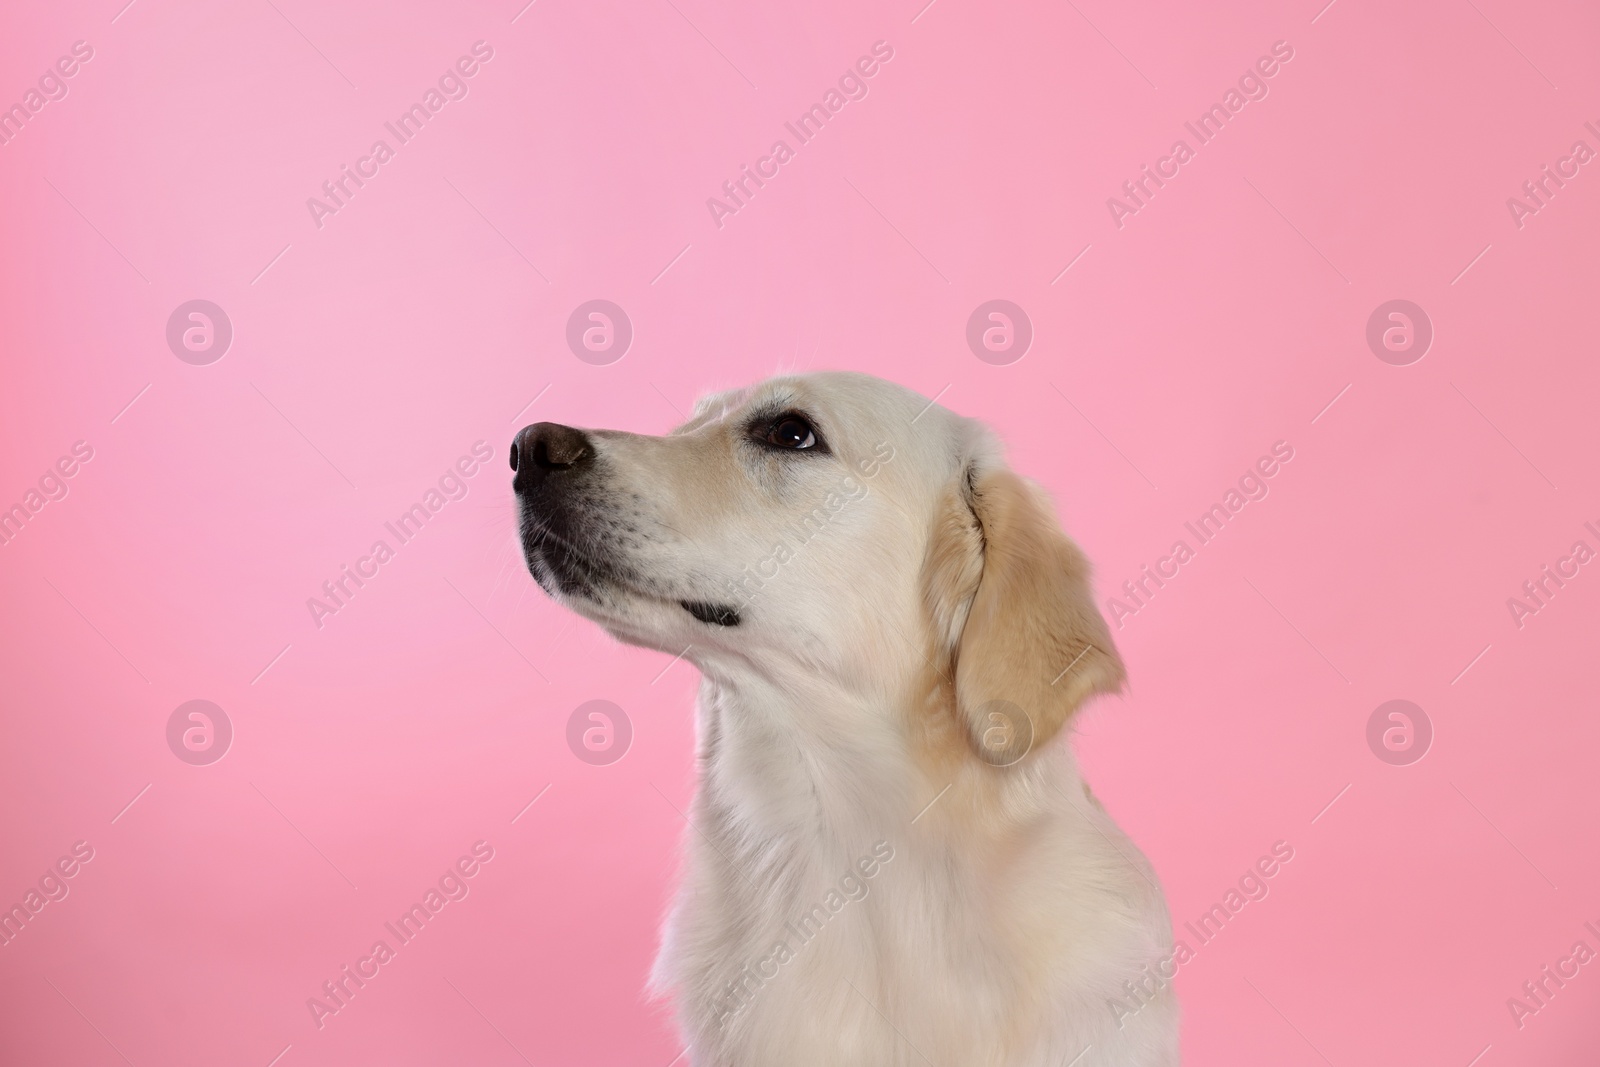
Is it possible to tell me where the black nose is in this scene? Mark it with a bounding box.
[511,422,594,494]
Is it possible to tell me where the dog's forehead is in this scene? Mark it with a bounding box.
[682,386,751,427]
[684,372,958,436]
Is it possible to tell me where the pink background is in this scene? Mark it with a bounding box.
[2,0,1598,1063]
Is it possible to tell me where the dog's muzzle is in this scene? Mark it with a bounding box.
[510,421,742,627]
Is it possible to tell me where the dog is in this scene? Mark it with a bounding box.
[512,372,1178,1066]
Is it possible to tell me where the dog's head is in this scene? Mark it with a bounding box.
[512,371,1123,764]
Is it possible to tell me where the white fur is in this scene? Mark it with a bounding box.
[516,372,1178,1065]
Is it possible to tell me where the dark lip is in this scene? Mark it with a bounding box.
[523,542,596,600]
[518,509,611,601]
[680,600,742,627]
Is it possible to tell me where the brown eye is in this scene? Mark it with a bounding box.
[765,416,818,450]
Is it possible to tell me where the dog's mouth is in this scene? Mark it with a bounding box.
[679,600,741,627]
[520,512,743,629]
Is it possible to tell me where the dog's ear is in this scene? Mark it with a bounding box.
[923,467,1125,765]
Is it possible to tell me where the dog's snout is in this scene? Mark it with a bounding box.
[512,422,594,493]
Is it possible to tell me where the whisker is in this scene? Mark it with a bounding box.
[486,544,516,606]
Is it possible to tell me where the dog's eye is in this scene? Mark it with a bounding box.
[764,415,820,451]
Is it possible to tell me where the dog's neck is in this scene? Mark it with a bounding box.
[690,653,1078,870]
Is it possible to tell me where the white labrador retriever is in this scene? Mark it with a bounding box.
[511,372,1178,1066]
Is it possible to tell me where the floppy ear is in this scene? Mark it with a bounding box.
[924,468,1125,765]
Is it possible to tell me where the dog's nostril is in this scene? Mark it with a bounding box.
[513,422,594,492]
[530,424,591,468]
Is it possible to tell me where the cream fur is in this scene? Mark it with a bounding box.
[515,372,1178,1065]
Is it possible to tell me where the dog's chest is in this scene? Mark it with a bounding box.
[668,786,1178,1066]
[684,844,1072,1060]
